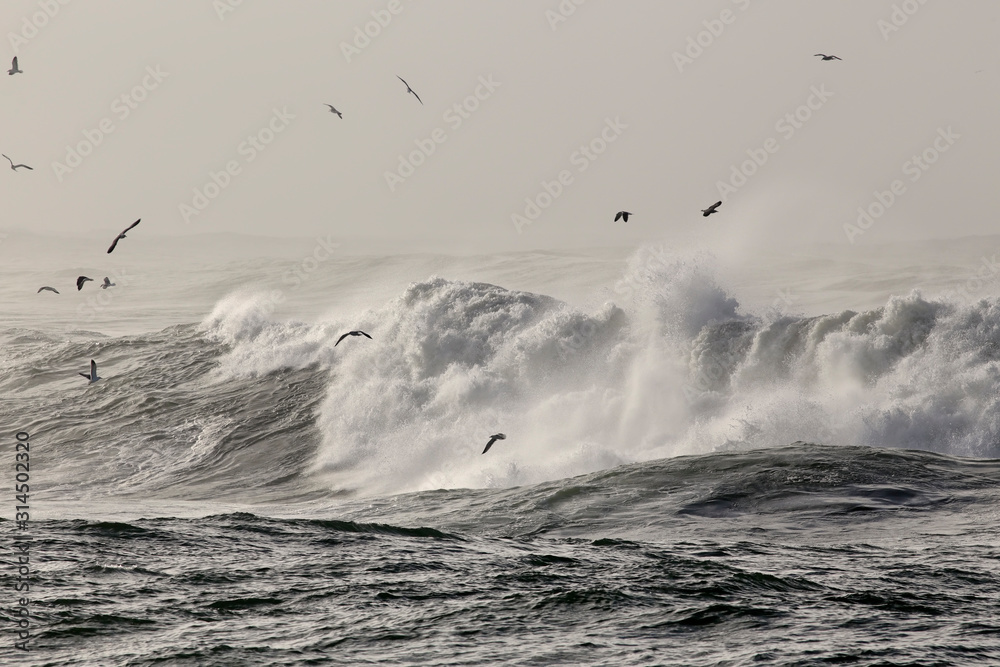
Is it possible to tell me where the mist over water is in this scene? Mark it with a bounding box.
[6,1,1000,661]
[3,232,1000,501]
[4,233,1000,665]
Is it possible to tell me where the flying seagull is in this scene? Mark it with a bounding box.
[3,155,32,171]
[814,54,842,61]
[335,330,372,346]
[614,211,632,223]
[702,201,722,217]
[397,76,423,105]
[76,276,93,291]
[78,359,101,384]
[8,57,21,75]
[37,286,59,294]
[101,277,115,289]
[482,433,506,454]
[107,218,140,254]
[324,104,343,118]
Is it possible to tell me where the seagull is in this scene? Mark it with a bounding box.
[78,359,101,384]
[614,211,632,223]
[335,330,372,346]
[107,218,140,254]
[324,104,343,118]
[814,54,842,61]
[37,286,59,294]
[3,155,32,171]
[702,201,722,217]
[8,57,22,75]
[101,277,115,289]
[76,276,93,291]
[482,433,506,454]
[397,76,423,105]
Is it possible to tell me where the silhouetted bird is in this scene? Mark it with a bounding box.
[335,330,372,346]
[37,286,59,294]
[101,277,115,289]
[107,219,140,254]
[482,433,506,454]
[76,276,93,291]
[325,104,343,118]
[3,154,32,171]
[814,54,842,61]
[614,211,632,223]
[8,57,22,75]
[78,359,101,384]
[702,201,722,217]
[397,76,423,105]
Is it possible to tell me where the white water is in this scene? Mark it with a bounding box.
[5,231,1000,496]
[191,240,1000,496]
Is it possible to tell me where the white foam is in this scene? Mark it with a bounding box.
[198,247,1000,496]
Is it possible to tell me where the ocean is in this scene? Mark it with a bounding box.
[2,232,999,666]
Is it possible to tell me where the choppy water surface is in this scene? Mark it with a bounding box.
[2,238,1000,665]
[6,446,999,666]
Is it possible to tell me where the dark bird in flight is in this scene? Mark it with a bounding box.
[335,330,372,346]
[614,211,632,223]
[8,57,22,75]
[101,277,115,289]
[397,76,423,105]
[78,359,101,384]
[76,276,93,291]
[107,219,141,254]
[702,201,722,217]
[37,286,59,294]
[814,54,842,61]
[3,154,32,171]
[482,433,506,454]
[325,104,343,118]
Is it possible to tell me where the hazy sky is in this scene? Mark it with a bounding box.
[2,1,998,253]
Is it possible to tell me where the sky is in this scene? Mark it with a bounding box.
[1,1,998,254]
